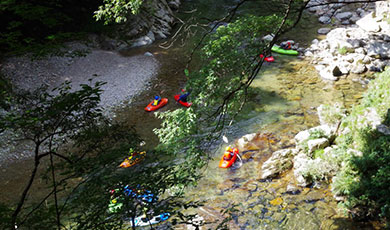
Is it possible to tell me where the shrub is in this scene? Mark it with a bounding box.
[331,68,390,222]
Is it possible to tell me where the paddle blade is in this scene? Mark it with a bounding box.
[222,135,229,143]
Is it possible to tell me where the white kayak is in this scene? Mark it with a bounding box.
[125,213,170,227]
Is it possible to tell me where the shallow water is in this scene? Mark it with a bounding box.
[176,55,369,229]
[0,0,374,229]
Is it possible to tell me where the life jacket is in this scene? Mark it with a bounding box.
[153,99,159,106]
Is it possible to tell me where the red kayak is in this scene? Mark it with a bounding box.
[259,54,275,62]
[174,94,192,107]
[145,98,168,112]
[219,148,239,168]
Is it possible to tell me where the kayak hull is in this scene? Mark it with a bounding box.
[119,151,146,168]
[145,98,168,111]
[271,45,299,56]
[259,54,275,62]
[174,94,192,107]
[219,153,238,168]
[127,213,170,227]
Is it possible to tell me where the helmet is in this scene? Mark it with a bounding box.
[225,146,232,152]
[154,96,159,100]
[181,89,186,92]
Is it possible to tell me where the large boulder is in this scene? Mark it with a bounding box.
[260,149,296,179]
[307,138,329,154]
[356,12,381,32]
[294,124,337,146]
[335,12,353,21]
[293,153,312,187]
[317,28,331,35]
[350,64,367,74]
[236,133,257,150]
[318,16,331,24]
[366,42,390,59]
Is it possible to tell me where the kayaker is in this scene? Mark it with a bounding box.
[280,41,292,50]
[152,96,161,106]
[178,89,190,103]
[223,146,236,160]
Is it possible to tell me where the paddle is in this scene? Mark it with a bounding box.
[222,135,242,163]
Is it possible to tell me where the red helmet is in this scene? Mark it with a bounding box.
[181,89,186,92]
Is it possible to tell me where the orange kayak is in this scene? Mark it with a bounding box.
[145,98,168,112]
[219,152,238,168]
[174,94,192,107]
[119,151,146,168]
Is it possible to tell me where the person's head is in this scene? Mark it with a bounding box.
[181,89,186,92]
[154,96,159,100]
[225,146,232,152]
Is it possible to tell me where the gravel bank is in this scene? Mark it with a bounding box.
[0,43,159,166]
[1,44,159,109]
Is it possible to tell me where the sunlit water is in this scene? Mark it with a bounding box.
[0,0,375,229]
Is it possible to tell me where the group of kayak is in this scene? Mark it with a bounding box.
[114,40,299,227]
[108,184,170,227]
[219,42,299,169]
[260,41,299,63]
[108,150,170,227]
[145,89,192,112]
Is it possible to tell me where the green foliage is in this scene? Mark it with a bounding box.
[0,203,12,230]
[331,68,390,222]
[155,15,285,157]
[318,103,346,126]
[337,46,354,55]
[313,148,324,159]
[0,74,13,112]
[94,0,143,24]
[1,79,205,229]
[0,0,107,56]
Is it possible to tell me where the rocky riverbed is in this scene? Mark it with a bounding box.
[304,0,390,82]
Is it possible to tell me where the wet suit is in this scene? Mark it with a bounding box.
[178,92,190,103]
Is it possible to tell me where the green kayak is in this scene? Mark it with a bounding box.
[271,45,299,56]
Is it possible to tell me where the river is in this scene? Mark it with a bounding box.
[0,0,375,229]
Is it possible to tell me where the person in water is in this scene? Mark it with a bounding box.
[178,89,190,103]
[223,146,238,160]
[152,95,161,106]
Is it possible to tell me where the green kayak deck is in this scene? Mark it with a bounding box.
[271,45,299,56]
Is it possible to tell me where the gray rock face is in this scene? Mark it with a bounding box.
[317,28,331,35]
[331,65,343,77]
[319,16,331,24]
[307,138,329,153]
[236,133,257,150]
[260,149,295,179]
[366,42,390,58]
[350,64,367,74]
[335,12,353,21]
[120,0,179,46]
[293,153,312,187]
[356,12,381,32]
[377,124,390,135]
